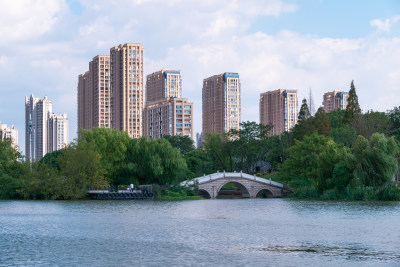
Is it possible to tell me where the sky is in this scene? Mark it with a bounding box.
[0,0,400,155]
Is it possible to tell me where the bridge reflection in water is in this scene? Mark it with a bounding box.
[180,171,291,199]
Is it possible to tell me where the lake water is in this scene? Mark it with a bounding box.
[1,199,400,266]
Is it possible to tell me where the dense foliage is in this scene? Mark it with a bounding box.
[1,81,400,201]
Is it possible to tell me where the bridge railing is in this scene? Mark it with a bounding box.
[180,171,283,188]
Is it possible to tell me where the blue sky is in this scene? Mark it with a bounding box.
[0,0,399,156]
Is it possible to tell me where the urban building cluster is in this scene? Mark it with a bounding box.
[1,42,350,160]
[77,43,242,141]
[25,95,69,161]
[76,42,350,145]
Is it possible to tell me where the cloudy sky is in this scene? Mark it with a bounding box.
[1,0,400,155]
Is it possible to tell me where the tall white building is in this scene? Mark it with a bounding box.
[0,123,18,149]
[25,95,68,161]
[49,113,69,152]
[25,95,52,161]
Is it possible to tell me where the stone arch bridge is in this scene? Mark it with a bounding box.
[180,172,291,199]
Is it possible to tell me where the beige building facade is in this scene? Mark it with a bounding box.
[146,70,182,102]
[0,123,18,148]
[77,71,90,131]
[322,90,349,113]
[110,43,145,138]
[202,73,241,135]
[77,55,111,134]
[260,89,298,136]
[143,69,193,139]
[143,98,193,139]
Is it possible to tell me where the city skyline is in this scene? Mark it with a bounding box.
[1,1,400,154]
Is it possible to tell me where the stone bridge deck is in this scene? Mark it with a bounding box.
[181,171,290,199]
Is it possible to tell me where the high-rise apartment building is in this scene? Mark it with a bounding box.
[260,89,298,136]
[0,123,18,148]
[48,113,69,152]
[143,69,193,139]
[25,95,52,161]
[110,43,145,138]
[90,55,111,129]
[202,73,241,134]
[25,95,68,161]
[77,55,111,134]
[77,71,89,131]
[143,98,193,139]
[322,90,349,113]
[146,70,182,102]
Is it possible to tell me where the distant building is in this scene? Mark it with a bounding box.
[48,113,69,152]
[110,43,145,138]
[196,132,204,148]
[202,73,241,134]
[146,69,182,102]
[322,90,349,113]
[0,123,18,148]
[77,71,90,131]
[25,94,68,161]
[259,89,298,136]
[77,55,111,135]
[143,70,193,139]
[25,95,52,161]
[143,98,193,139]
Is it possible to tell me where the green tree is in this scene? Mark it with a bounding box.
[279,133,338,190]
[184,149,214,178]
[203,133,234,172]
[387,106,400,142]
[266,131,293,168]
[327,148,355,193]
[352,133,399,187]
[230,121,273,173]
[293,99,312,141]
[360,111,392,138]
[163,135,195,155]
[19,145,108,200]
[0,139,23,199]
[124,138,188,185]
[343,80,362,125]
[328,109,356,147]
[311,107,332,137]
[78,128,130,185]
[298,98,311,122]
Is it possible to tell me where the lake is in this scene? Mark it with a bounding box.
[1,199,399,266]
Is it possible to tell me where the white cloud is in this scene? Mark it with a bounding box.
[1,0,399,155]
[0,56,7,66]
[150,31,400,122]
[370,15,400,32]
[0,0,65,44]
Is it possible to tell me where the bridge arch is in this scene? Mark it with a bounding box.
[216,181,250,198]
[256,188,274,198]
[197,189,211,199]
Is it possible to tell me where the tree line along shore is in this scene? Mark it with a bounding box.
[1,81,400,200]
